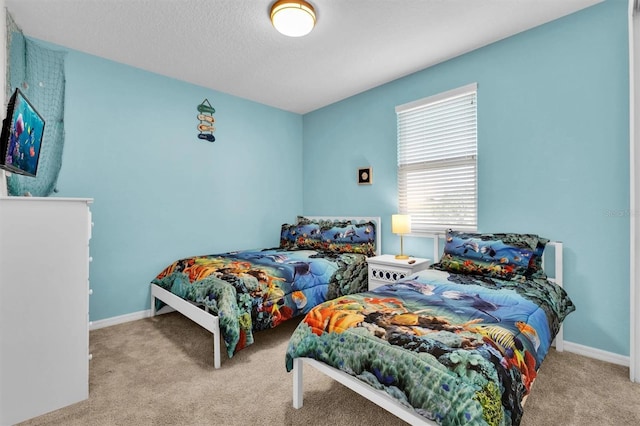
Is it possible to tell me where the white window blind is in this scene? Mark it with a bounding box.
[396,83,477,234]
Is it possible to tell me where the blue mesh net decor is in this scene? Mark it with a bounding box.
[5,12,66,197]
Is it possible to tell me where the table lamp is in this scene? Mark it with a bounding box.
[392,214,411,259]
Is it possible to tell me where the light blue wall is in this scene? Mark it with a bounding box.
[302,0,630,355]
[51,48,303,321]
[24,0,629,356]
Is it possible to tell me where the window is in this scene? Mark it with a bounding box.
[396,83,477,235]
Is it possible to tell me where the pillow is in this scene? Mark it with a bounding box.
[279,222,322,250]
[433,229,546,280]
[290,216,377,256]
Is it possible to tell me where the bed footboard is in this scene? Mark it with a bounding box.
[293,357,434,425]
[150,284,222,368]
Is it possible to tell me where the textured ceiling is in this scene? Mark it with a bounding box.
[6,0,602,114]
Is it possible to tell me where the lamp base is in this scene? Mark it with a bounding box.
[395,254,409,260]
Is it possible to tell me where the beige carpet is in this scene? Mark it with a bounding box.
[19,312,640,426]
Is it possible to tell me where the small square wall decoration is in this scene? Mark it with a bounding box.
[358,167,372,185]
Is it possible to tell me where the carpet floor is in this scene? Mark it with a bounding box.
[19,312,640,426]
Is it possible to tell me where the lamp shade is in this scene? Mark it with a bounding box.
[270,0,316,37]
[392,214,411,235]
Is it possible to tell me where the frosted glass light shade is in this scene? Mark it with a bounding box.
[392,214,411,235]
[270,0,316,37]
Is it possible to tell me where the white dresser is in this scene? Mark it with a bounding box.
[366,254,431,290]
[0,197,93,425]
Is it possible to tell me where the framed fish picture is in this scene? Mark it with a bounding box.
[358,167,372,185]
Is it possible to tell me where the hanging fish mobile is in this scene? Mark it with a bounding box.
[197,98,216,142]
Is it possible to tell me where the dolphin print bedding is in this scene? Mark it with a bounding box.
[152,247,369,358]
[150,216,379,368]
[285,266,575,425]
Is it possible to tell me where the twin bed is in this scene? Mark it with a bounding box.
[150,216,380,368]
[288,231,574,425]
[150,220,574,425]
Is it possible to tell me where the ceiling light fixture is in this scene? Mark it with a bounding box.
[270,0,316,37]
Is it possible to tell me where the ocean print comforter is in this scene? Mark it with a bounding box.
[152,248,368,358]
[285,268,575,425]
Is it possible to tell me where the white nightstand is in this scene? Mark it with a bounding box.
[366,255,432,290]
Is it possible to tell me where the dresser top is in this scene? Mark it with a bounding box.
[0,196,93,204]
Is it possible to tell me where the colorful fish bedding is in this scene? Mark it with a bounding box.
[152,248,368,358]
[285,268,575,425]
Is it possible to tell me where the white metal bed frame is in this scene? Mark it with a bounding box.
[292,240,565,425]
[150,216,381,369]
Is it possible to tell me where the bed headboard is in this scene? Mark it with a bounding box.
[544,241,565,351]
[542,241,563,287]
[432,232,446,261]
[298,216,382,256]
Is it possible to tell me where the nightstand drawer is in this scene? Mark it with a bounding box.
[368,265,413,285]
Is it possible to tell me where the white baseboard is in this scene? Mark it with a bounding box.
[89,312,631,368]
[90,310,151,330]
[89,307,176,330]
[562,341,630,367]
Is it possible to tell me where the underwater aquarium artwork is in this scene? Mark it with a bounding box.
[0,88,45,177]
